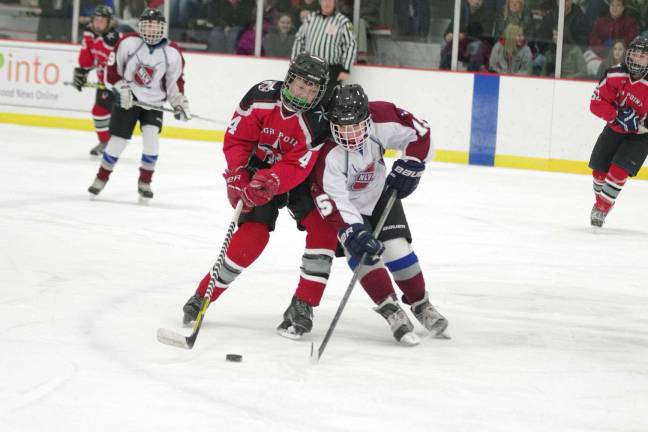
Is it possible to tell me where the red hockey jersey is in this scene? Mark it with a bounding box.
[78,27,120,84]
[224,80,331,194]
[591,65,648,134]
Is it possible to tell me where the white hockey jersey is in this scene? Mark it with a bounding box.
[311,101,434,231]
[106,33,185,106]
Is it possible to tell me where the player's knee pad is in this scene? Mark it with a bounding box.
[101,136,128,169]
[300,249,334,285]
[381,238,422,282]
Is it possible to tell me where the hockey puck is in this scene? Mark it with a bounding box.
[225,354,243,362]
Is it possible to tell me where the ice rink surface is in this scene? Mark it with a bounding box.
[1,124,648,432]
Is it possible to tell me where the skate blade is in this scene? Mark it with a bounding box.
[88,193,99,201]
[399,332,420,346]
[276,325,304,340]
[432,332,452,340]
[138,196,151,205]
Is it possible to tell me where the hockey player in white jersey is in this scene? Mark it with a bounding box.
[87,8,190,200]
[277,84,448,344]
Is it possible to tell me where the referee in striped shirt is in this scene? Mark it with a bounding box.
[291,0,357,104]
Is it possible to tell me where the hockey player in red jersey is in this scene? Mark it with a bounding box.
[72,5,121,156]
[589,36,648,227]
[87,8,190,201]
[277,84,448,344]
[181,53,336,327]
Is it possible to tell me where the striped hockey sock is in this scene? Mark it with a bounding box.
[595,164,628,212]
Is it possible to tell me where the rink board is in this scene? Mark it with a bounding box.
[0,39,646,178]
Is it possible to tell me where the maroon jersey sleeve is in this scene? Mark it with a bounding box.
[167,41,186,94]
[106,32,139,85]
[369,101,432,162]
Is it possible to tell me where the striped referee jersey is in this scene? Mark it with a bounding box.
[292,11,357,72]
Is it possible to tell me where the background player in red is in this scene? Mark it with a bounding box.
[589,36,648,227]
[87,8,190,201]
[181,54,337,328]
[276,84,448,344]
[72,5,121,157]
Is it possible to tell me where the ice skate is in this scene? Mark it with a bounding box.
[374,296,420,346]
[276,295,313,339]
[89,141,107,157]
[410,292,449,339]
[88,176,107,197]
[182,293,203,327]
[590,204,608,228]
[138,181,154,201]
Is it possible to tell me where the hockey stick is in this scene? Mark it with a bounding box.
[310,188,399,363]
[63,81,106,89]
[132,100,226,125]
[157,200,244,349]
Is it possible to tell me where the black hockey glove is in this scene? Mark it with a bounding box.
[338,223,384,265]
[615,106,639,133]
[72,67,89,92]
[386,159,425,199]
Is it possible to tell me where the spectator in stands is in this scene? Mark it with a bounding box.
[207,0,254,53]
[541,28,588,78]
[589,0,639,57]
[597,38,626,77]
[236,0,281,55]
[492,0,535,39]
[394,0,430,39]
[440,0,495,71]
[537,0,591,48]
[489,23,533,74]
[37,0,73,41]
[263,12,295,57]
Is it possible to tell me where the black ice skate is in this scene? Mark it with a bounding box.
[138,181,154,200]
[410,292,449,338]
[182,293,203,327]
[374,296,420,346]
[276,295,313,339]
[88,177,107,197]
[89,142,107,156]
[590,204,608,228]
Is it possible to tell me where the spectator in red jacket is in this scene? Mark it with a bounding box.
[589,0,639,57]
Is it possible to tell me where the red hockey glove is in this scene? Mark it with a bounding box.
[223,166,250,209]
[240,169,280,208]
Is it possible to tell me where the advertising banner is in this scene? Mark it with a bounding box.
[0,40,94,111]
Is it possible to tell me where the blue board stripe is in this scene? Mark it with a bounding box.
[469,74,500,166]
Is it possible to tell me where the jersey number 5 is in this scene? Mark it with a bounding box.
[315,194,333,217]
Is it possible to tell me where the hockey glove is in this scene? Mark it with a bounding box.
[386,159,425,199]
[72,67,89,92]
[615,106,640,133]
[338,223,385,265]
[114,80,133,110]
[223,166,250,210]
[170,94,192,122]
[240,169,280,209]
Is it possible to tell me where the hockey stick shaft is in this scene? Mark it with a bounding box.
[312,188,398,362]
[63,81,106,89]
[132,100,225,125]
[157,200,244,349]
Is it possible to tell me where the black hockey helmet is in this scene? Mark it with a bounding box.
[625,36,648,77]
[327,84,372,152]
[281,53,329,112]
[139,8,166,45]
[93,5,113,19]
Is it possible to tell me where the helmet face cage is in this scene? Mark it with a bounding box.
[625,37,648,77]
[138,9,166,45]
[330,117,373,152]
[280,71,326,112]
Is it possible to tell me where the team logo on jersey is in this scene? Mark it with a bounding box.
[133,64,155,86]
[351,163,376,191]
[258,80,278,92]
